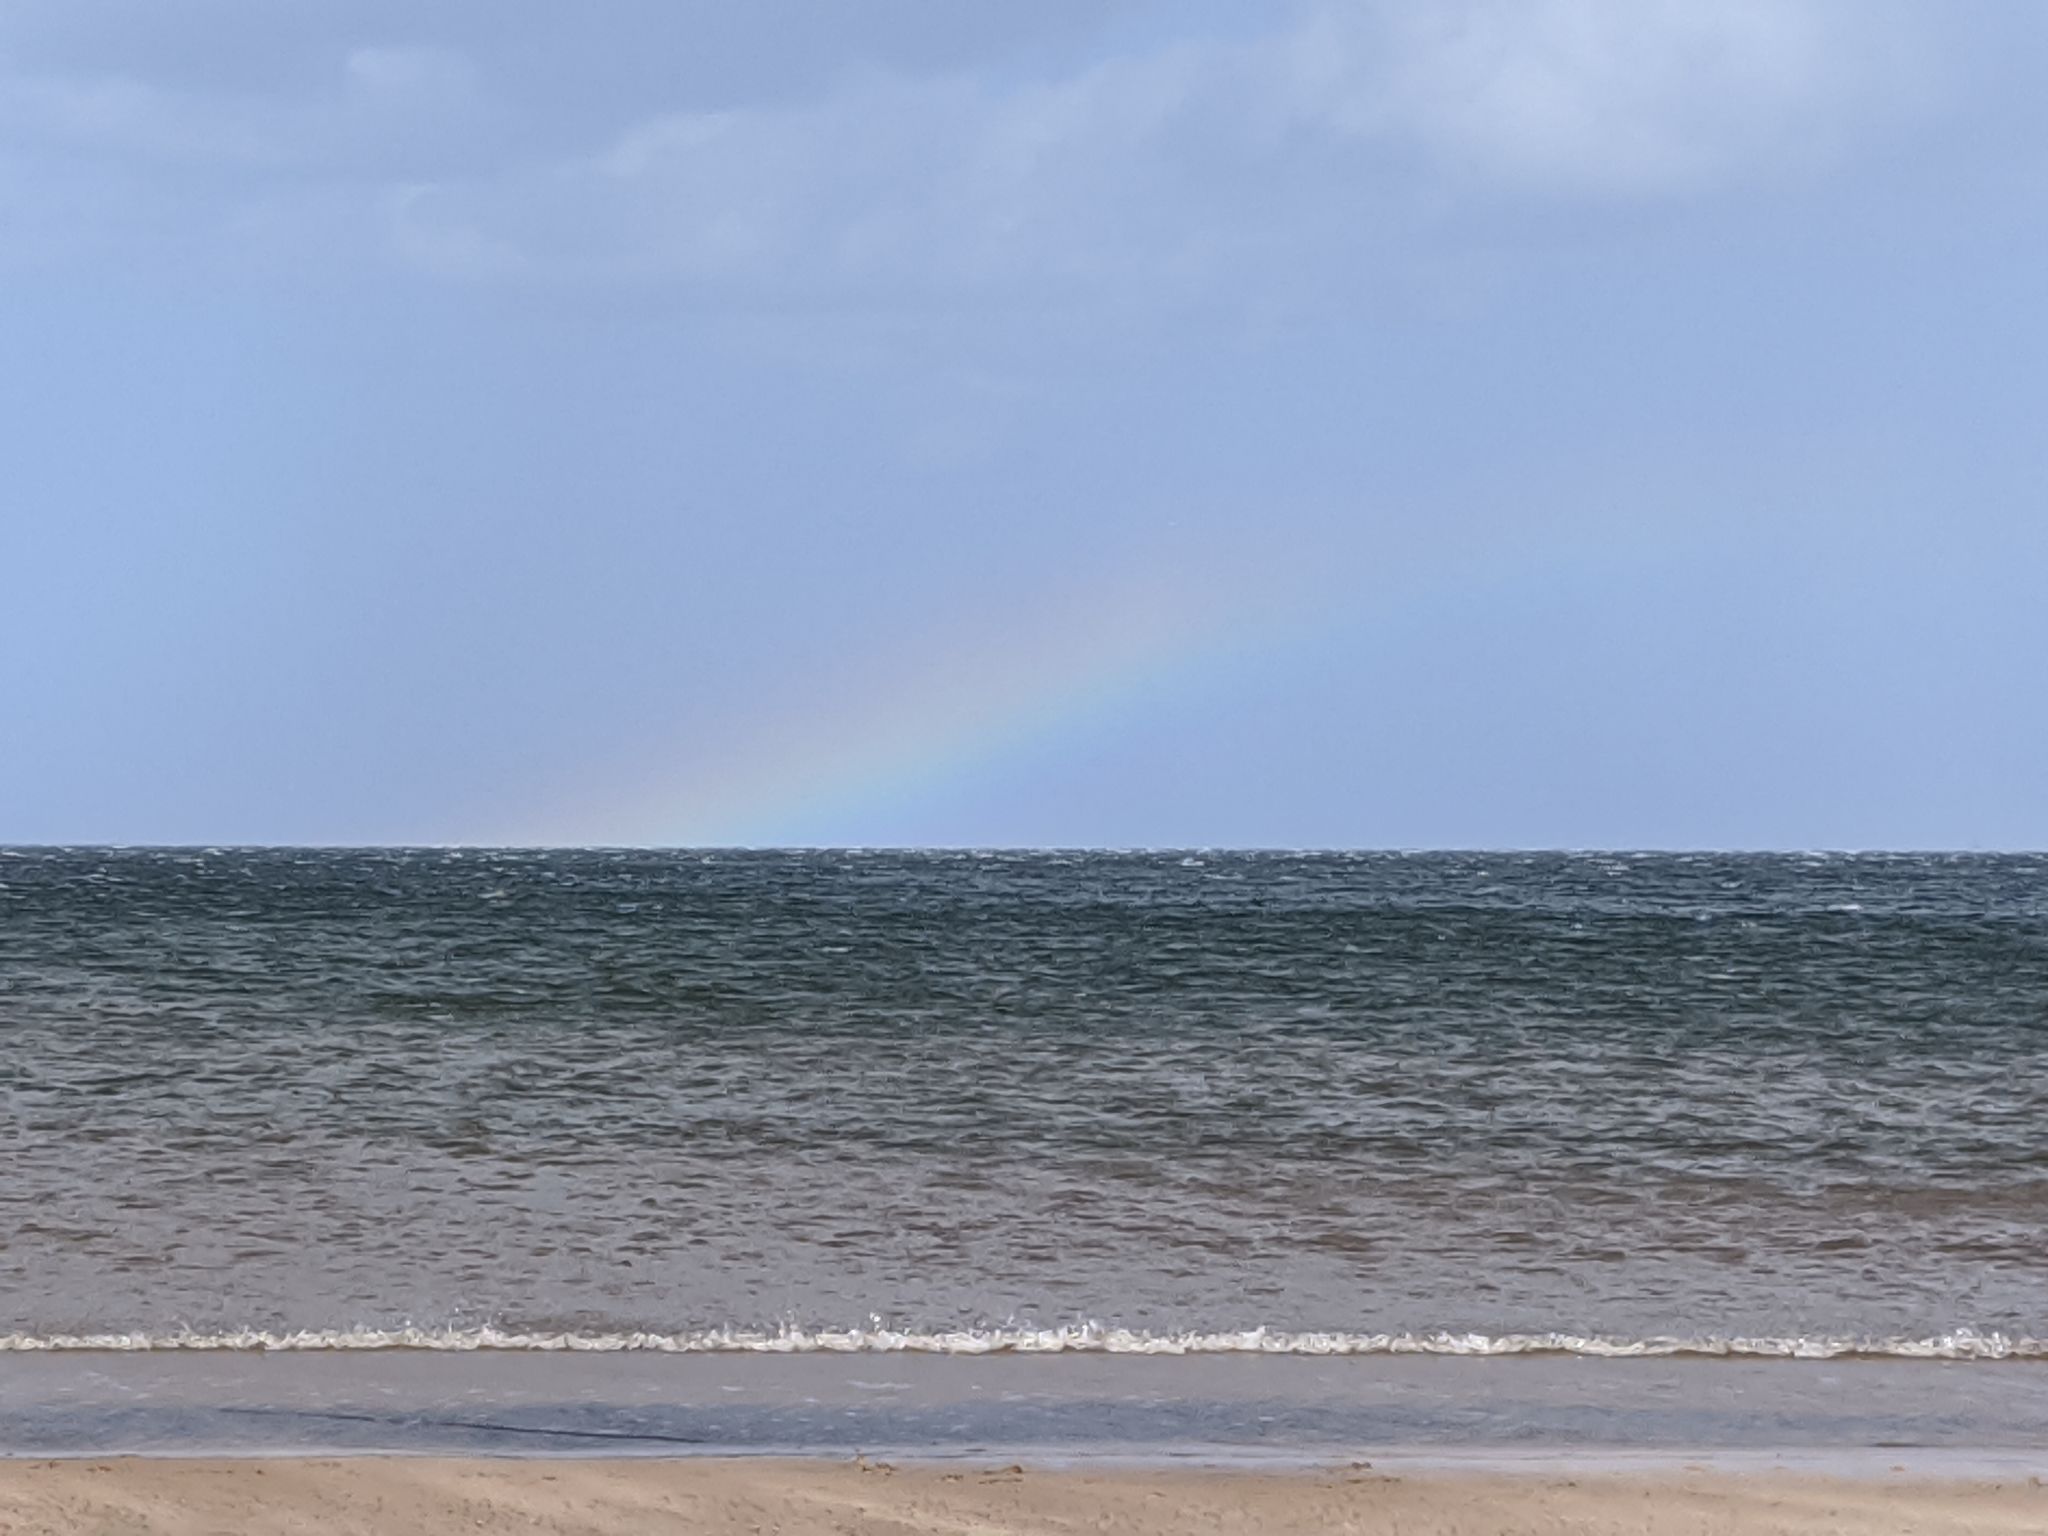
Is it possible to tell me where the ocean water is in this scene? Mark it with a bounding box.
[2,847,2044,1454]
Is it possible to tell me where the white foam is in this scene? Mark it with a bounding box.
[1,1324,2041,1359]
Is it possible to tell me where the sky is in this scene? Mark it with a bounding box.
[3,0,2044,849]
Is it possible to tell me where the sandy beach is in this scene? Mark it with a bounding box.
[0,1457,2041,1535]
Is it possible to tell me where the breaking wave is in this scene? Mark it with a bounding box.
[1,1324,2042,1360]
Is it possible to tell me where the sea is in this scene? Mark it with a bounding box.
[2,847,2044,1462]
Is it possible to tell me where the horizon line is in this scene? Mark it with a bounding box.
[2,843,2036,857]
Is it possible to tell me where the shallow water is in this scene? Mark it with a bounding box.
[5,1353,2048,1461]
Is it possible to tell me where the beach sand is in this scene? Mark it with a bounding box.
[0,1457,2041,1535]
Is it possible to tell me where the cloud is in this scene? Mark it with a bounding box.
[394,55,1224,287]
[0,43,482,170]
[1316,0,1921,193]
[390,0,1924,292]
[0,1,1928,285]
[0,40,488,269]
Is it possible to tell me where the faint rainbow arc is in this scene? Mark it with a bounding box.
[519,574,1256,847]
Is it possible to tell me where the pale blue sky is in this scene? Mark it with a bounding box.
[4,0,2044,848]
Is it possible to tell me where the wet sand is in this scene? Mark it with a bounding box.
[0,1457,2042,1535]
[12,1350,2048,1460]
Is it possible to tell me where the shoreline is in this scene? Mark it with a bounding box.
[1,1455,2041,1535]
[5,1445,2048,1479]
[7,1351,2046,1462]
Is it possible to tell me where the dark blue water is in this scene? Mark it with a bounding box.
[1,848,2043,1356]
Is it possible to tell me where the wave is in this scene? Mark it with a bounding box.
[1,1324,2042,1360]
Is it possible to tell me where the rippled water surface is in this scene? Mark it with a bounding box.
[1,848,2043,1353]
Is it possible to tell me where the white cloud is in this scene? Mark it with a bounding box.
[0,43,482,169]
[392,0,1925,290]
[1310,0,1920,193]
[0,2,1928,282]
[0,39,493,269]
[344,45,469,99]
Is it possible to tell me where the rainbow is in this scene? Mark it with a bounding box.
[513,569,1270,847]
[501,500,1695,848]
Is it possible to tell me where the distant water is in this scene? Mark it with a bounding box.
[2,848,2043,1362]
